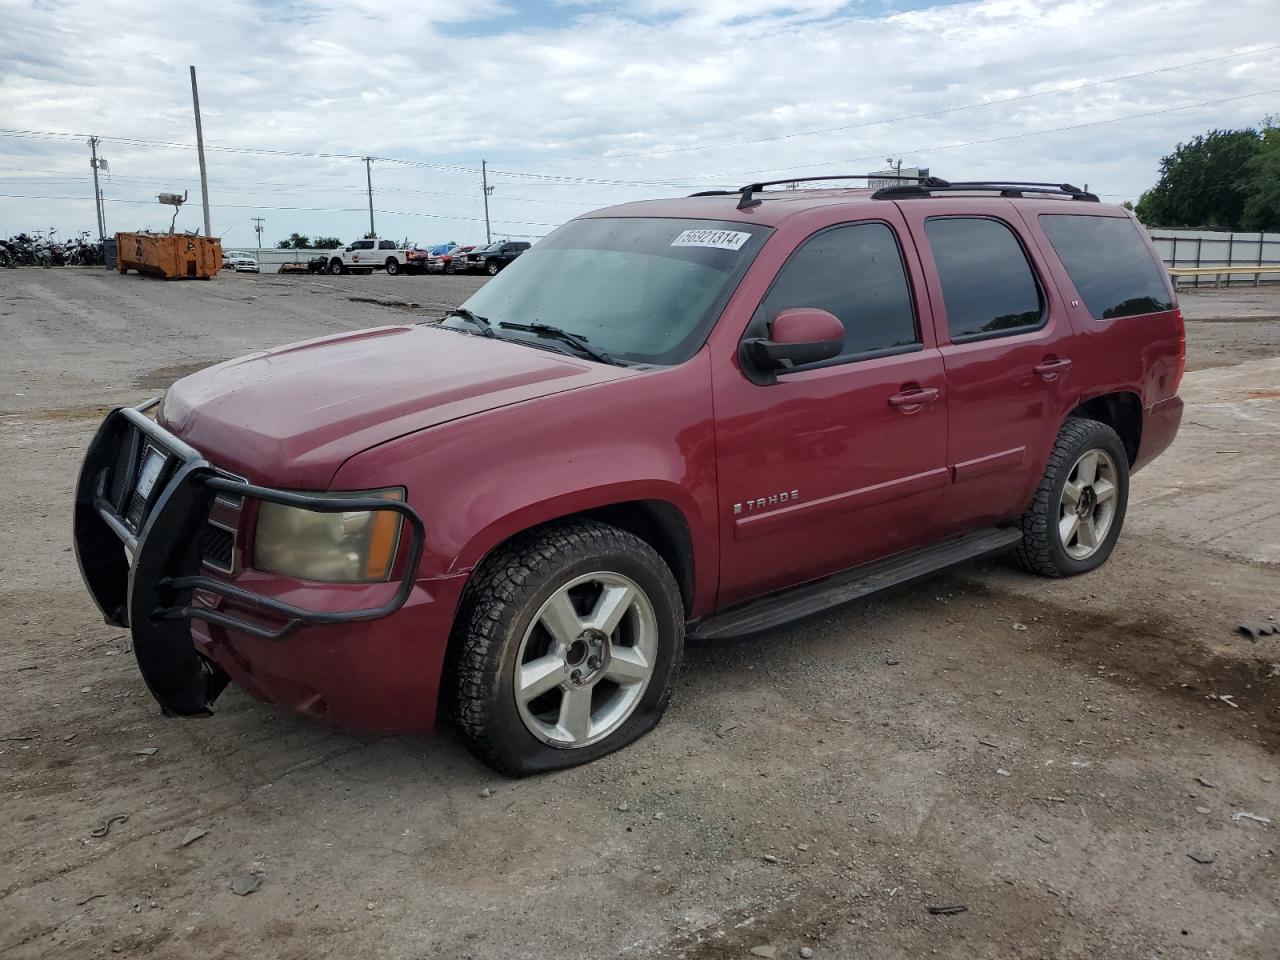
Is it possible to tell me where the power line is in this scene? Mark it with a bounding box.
[0,192,562,228]
[0,126,704,188]
[0,127,480,173]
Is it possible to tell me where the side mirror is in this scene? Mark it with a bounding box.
[743,308,845,375]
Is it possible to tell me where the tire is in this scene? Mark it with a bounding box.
[450,520,685,776]
[385,258,399,276]
[1014,417,1129,577]
[486,261,500,276]
[444,261,456,275]
[328,258,344,275]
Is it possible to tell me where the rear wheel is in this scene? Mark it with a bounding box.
[1014,417,1129,577]
[385,257,399,275]
[328,258,344,275]
[450,520,684,775]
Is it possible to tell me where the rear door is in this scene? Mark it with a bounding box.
[713,213,950,606]
[898,200,1078,531]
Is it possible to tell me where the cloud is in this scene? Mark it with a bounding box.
[1,0,1277,245]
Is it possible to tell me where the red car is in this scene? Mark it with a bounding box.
[74,176,1183,775]
[433,243,475,274]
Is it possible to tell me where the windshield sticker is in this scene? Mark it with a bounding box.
[670,229,752,251]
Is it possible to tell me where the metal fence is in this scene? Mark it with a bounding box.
[1147,229,1280,287]
[223,247,330,272]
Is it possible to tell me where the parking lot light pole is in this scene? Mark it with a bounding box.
[252,217,264,260]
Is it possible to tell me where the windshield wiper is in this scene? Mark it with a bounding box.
[446,307,496,338]
[498,322,618,365]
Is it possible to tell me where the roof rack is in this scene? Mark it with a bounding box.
[688,174,949,210]
[870,180,1099,202]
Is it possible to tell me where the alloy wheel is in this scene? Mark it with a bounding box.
[1058,448,1119,560]
[513,571,657,748]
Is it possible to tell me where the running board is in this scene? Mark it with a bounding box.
[690,527,1023,641]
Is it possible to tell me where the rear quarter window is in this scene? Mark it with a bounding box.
[1038,214,1174,320]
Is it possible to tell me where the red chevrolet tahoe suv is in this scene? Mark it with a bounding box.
[74,176,1184,775]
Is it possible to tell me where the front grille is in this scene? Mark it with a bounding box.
[103,416,242,571]
[109,427,140,509]
[199,523,236,572]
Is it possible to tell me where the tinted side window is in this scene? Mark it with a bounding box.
[749,222,918,362]
[925,217,1043,340]
[1039,214,1173,320]
[378,240,396,250]
[352,240,374,250]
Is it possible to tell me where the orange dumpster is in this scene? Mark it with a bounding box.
[116,232,222,280]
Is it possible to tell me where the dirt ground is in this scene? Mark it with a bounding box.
[1,269,1277,960]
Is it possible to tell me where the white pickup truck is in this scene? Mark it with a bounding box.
[326,238,410,276]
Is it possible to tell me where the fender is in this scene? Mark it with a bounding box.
[449,480,705,610]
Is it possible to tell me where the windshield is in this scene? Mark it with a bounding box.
[444,217,768,365]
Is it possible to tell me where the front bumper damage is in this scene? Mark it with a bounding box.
[72,402,425,718]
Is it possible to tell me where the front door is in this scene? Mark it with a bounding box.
[712,215,950,607]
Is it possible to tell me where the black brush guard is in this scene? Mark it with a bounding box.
[72,403,425,718]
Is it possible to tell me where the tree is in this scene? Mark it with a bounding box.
[312,236,342,249]
[275,232,312,249]
[1135,129,1262,229]
[1240,121,1280,231]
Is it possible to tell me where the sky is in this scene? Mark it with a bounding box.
[1,0,1278,251]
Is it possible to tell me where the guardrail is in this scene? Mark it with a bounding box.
[1167,265,1280,288]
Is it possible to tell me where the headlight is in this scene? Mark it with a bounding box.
[253,488,404,583]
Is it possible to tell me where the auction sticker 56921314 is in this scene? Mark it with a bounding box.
[670,229,752,251]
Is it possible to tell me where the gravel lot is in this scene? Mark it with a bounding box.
[1,269,1277,959]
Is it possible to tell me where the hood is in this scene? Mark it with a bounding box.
[159,324,636,486]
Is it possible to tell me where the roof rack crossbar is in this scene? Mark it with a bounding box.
[725,173,950,210]
[871,181,1099,202]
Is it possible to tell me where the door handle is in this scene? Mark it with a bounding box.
[1034,357,1073,380]
[887,386,940,410]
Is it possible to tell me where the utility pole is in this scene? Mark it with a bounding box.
[88,137,106,241]
[252,217,264,258]
[364,157,376,237]
[189,66,212,238]
[481,159,493,244]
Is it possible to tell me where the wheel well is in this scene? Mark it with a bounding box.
[436,501,697,723]
[1069,392,1142,465]
[464,500,696,616]
[577,501,695,614]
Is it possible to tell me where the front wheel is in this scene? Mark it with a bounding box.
[450,520,684,775]
[486,261,500,276]
[1014,417,1129,577]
